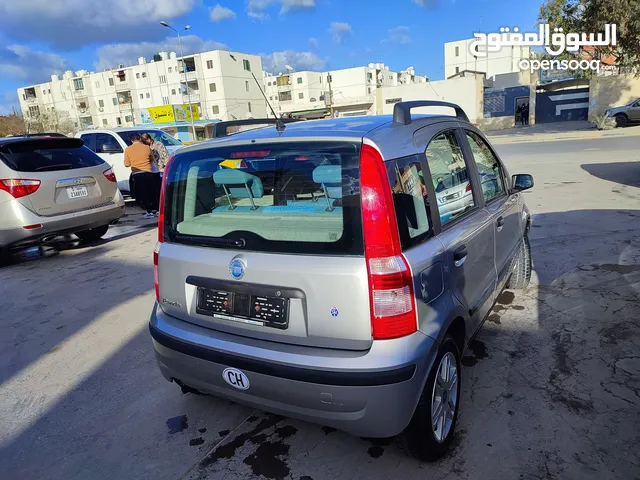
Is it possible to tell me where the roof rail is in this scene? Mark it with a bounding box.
[393,100,469,125]
[211,118,302,138]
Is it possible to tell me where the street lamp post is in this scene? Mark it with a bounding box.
[160,21,197,141]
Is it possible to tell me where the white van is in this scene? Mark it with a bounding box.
[75,127,184,194]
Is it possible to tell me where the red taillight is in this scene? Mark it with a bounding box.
[103,167,117,182]
[155,155,174,303]
[465,183,471,193]
[238,160,248,168]
[360,143,417,340]
[0,179,41,199]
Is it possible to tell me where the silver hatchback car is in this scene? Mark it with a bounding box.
[0,136,125,259]
[150,101,534,460]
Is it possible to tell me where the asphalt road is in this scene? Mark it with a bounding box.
[1,134,639,480]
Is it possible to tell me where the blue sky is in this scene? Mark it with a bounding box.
[0,0,541,114]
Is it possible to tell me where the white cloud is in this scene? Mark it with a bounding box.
[329,22,353,45]
[95,36,228,71]
[385,26,412,45]
[309,37,319,49]
[247,0,315,18]
[413,0,439,7]
[261,51,327,73]
[210,4,236,22]
[0,0,198,48]
[0,45,69,84]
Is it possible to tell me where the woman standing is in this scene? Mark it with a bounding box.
[141,133,169,212]
[124,134,157,218]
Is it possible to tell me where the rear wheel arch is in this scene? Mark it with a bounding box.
[446,316,466,356]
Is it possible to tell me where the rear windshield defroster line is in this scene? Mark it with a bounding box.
[162,141,365,256]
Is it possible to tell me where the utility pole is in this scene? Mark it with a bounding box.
[326,72,334,118]
[161,21,196,141]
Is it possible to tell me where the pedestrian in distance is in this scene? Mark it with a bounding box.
[141,133,167,208]
[522,103,530,125]
[124,133,158,219]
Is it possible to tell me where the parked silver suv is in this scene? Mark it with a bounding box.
[149,102,534,460]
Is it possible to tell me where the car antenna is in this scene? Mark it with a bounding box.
[229,53,286,135]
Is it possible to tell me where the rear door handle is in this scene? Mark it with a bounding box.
[453,245,467,267]
[496,216,505,231]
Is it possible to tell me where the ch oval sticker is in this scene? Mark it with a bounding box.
[222,368,250,390]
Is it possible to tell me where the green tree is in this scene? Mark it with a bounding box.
[539,0,640,71]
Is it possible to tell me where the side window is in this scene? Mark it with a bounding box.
[80,134,96,151]
[385,155,432,248]
[464,131,505,203]
[425,129,475,226]
[95,133,122,153]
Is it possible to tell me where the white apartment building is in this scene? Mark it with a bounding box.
[444,39,531,80]
[263,64,428,118]
[17,50,267,140]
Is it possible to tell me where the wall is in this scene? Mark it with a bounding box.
[444,39,531,80]
[379,75,484,123]
[588,74,640,121]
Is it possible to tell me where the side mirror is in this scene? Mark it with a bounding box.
[512,174,534,192]
[101,144,122,154]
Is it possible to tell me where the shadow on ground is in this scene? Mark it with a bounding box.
[0,209,639,480]
[581,162,640,189]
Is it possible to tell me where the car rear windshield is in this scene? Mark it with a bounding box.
[163,141,364,255]
[0,139,105,172]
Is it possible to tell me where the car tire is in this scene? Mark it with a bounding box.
[507,234,532,290]
[75,225,109,242]
[397,336,461,461]
[615,113,628,128]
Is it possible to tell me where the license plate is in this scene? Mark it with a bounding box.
[443,192,459,201]
[196,288,289,329]
[66,185,88,199]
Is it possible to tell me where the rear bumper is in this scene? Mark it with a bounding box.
[149,304,439,438]
[0,195,125,249]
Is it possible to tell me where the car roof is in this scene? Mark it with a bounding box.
[181,113,466,159]
[77,127,167,134]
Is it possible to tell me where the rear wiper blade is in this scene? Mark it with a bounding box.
[177,234,245,248]
[35,164,73,171]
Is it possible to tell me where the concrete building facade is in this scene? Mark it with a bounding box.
[444,38,531,80]
[263,64,428,118]
[17,50,267,139]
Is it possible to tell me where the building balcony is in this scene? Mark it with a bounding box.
[182,93,200,103]
[115,80,131,91]
[118,102,134,113]
[25,96,38,103]
[180,71,198,82]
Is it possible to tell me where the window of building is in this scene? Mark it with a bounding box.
[95,81,99,88]
[243,59,251,71]
[368,87,371,94]
[455,46,460,57]
[209,83,216,93]
[112,97,118,105]
[73,78,84,90]
[247,102,252,113]
[62,92,67,100]
[245,81,249,92]
[136,73,140,79]
[48,89,51,94]
[159,75,167,84]
[327,74,332,83]
[146,93,150,98]
[171,89,176,95]
[297,77,303,84]
[142,72,147,78]
[116,117,122,126]
[98,99,104,108]
[298,92,304,99]
[464,131,505,203]
[212,105,219,114]
[268,82,271,86]
[207,60,213,69]
[278,91,292,102]
[109,78,114,86]
[102,119,108,126]
[140,94,144,99]
[455,66,460,74]
[168,67,172,73]
[368,72,373,80]
[28,106,40,117]
[125,115,133,123]
[163,96,169,105]
[425,130,474,225]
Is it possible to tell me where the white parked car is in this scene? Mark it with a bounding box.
[75,127,184,194]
